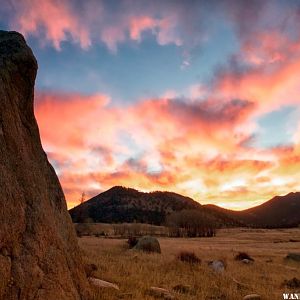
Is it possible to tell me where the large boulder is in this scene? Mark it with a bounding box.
[0,31,90,299]
[134,236,161,253]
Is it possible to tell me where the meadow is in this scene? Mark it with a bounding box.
[79,227,300,300]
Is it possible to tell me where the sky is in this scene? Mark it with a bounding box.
[1,0,300,210]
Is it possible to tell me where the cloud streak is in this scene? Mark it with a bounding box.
[1,0,270,53]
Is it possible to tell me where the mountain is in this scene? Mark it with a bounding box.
[204,192,300,228]
[70,187,300,228]
[70,186,200,224]
[69,186,239,226]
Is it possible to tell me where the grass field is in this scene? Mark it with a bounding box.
[79,227,300,300]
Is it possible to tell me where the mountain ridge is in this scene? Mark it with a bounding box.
[69,186,300,228]
[70,186,202,225]
[204,192,300,228]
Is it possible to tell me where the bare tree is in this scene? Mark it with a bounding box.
[79,192,86,204]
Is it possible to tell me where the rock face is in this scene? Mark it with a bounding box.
[0,31,90,299]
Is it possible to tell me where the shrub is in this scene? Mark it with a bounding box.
[177,251,201,264]
[234,252,254,261]
[282,277,300,289]
[95,231,107,237]
[75,223,93,237]
[84,263,98,277]
[127,236,139,249]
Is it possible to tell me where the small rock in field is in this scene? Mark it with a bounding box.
[286,253,300,262]
[208,260,226,273]
[243,294,261,300]
[265,258,273,263]
[134,236,161,253]
[172,284,195,295]
[89,277,119,290]
[242,259,253,264]
[147,287,175,299]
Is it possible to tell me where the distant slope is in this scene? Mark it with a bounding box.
[204,192,300,228]
[70,186,200,224]
[69,186,238,226]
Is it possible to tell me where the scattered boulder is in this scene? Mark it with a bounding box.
[177,251,201,264]
[242,259,253,264]
[243,294,261,300]
[134,236,161,253]
[235,252,254,262]
[208,260,226,273]
[0,30,90,299]
[147,287,175,299]
[282,277,300,289]
[173,284,195,295]
[89,277,120,290]
[286,253,300,262]
[265,258,273,263]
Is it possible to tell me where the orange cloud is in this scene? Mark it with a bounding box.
[212,29,300,116]
[34,89,295,210]
[35,92,110,151]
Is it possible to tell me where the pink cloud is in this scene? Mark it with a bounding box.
[4,0,216,53]
[129,16,157,41]
[34,90,271,209]
[10,0,91,50]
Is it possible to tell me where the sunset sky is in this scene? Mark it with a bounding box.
[2,0,300,210]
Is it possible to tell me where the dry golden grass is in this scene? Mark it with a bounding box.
[79,228,300,300]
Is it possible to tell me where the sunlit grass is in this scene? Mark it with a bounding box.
[79,227,300,300]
